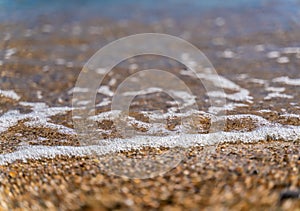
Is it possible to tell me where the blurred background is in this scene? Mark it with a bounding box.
[0,0,300,108]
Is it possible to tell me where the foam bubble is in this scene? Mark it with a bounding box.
[208,103,248,114]
[96,98,111,107]
[68,87,90,95]
[0,89,21,101]
[122,87,163,96]
[180,70,241,91]
[98,85,114,97]
[248,78,266,85]
[5,48,17,60]
[267,51,280,59]
[221,50,235,59]
[264,92,293,100]
[207,89,253,103]
[265,87,285,92]
[277,57,290,64]
[282,47,300,54]
[280,113,300,119]
[273,77,300,86]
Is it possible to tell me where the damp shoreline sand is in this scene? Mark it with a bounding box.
[0,141,299,210]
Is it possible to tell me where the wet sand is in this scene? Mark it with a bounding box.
[0,141,299,210]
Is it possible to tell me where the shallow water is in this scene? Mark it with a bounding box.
[0,0,300,164]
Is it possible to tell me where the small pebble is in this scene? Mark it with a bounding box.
[279,190,300,202]
[9,171,17,178]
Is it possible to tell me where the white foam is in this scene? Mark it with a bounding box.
[258,109,273,113]
[0,110,23,133]
[108,78,117,86]
[122,87,163,96]
[264,92,293,100]
[24,120,75,135]
[264,83,294,100]
[273,77,300,86]
[184,72,254,104]
[123,88,197,110]
[36,91,43,99]
[208,103,248,114]
[1,124,300,165]
[282,47,300,54]
[144,109,204,121]
[95,98,111,107]
[0,102,73,134]
[235,74,248,80]
[95,68,107,74]
[76,100,92,106]
[180,70,241,91]
[265,87,285,92]
[0,89,21,101]
[98,85,114,97]
[5,48,17,59]
[68,87,90,95]
[280,113,300,118]
[248,78,266,85]
[89,110,122,122]
[169,90,196,109]
[180,69,254,105]
[207,89,253,103]
[267,51,280,59]
[277,57,289,64]
[129,63,138,71]
[128,118,172,135]
[221,49,235,59]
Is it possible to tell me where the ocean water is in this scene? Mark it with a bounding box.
[0,0,300,166]
[0,0,299,23]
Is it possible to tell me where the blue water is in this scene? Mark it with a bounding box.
[0,0,299,23]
